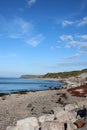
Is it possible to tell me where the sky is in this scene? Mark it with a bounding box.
[0,0,87,77]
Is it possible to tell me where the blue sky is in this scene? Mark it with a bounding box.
[0,0,87,77]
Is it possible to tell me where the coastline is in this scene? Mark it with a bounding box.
[0,78,87,130]
[0,78,66,96]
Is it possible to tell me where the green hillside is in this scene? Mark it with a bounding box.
[20,74,43,79]
[43,69,87,79]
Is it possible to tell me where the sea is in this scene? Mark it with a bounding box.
[0,78,65,94]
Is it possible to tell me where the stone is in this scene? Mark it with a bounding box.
[77,100,87,108]
[18,123,35,130]
[41,121,64,130]
[6,126,19,130]
[39,114,54,124]
[52,106,64,114]
[17,117,39,128]
[41,120,77,130]
[56,111,77,123]
[64,104,78,111]
[67,121,77,130]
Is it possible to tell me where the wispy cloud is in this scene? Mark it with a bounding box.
[77,34,87,40]
[64,53,81,59]
[62,20,74,27]
[68,40,87,53]
[0,16,45,47]
[47,61,87,68]
[59,35,73,41]
[77,16,87,26]
[26,34,45,47]
[0,16,33,39]
[62,16,87,27]
[27,0,37,7]
[50,45,61,50]
[15,18,30,34]
[59,34,87,58]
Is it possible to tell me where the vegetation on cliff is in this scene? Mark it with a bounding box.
[20,74,43,79]
[20,68,87,79]
[42,69,87,79]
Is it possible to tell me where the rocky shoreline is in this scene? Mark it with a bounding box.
[0,76,87,130]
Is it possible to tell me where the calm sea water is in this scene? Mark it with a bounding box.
[0,78,65,94]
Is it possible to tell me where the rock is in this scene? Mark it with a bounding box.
[64,103,78,111]
[6,118,39,130]
[18,122,39,130]
[52,106,64,113]
[77,100,87,108]
[6,126,19,130]
[52,106,64,117]
[56,111,77,123]
[39,114,54,124]
[41,121,64,130]
[41,121,77,130]
[67,121,77,130]
[17,117,39,128]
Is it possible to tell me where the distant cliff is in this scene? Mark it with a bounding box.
[43,68,87,79]
[20,68,87,79]
[20,74,43,79]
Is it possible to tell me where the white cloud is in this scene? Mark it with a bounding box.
[78,34,87,40]
[68,40,87,54]
[26,34,45,47]
[27,0,37,7]
[78,16,87,26]
[61,16,87,27]
[62,20,74,27]
[59,35,73,41]
[59,34,87,57]
[79,43,87,53]
[64,53,80,59]
[50,45,61,50]
[12,17,33,35]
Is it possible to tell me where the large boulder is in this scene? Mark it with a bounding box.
[18,122,39,130]
[6,126,19,130]
[41,121,64,130]
[17,117,39,129]
[64,103,78,111]
[56,111,77,123]
[39,114,54,124]
[41,120,77,130]
[52,107,64,115]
